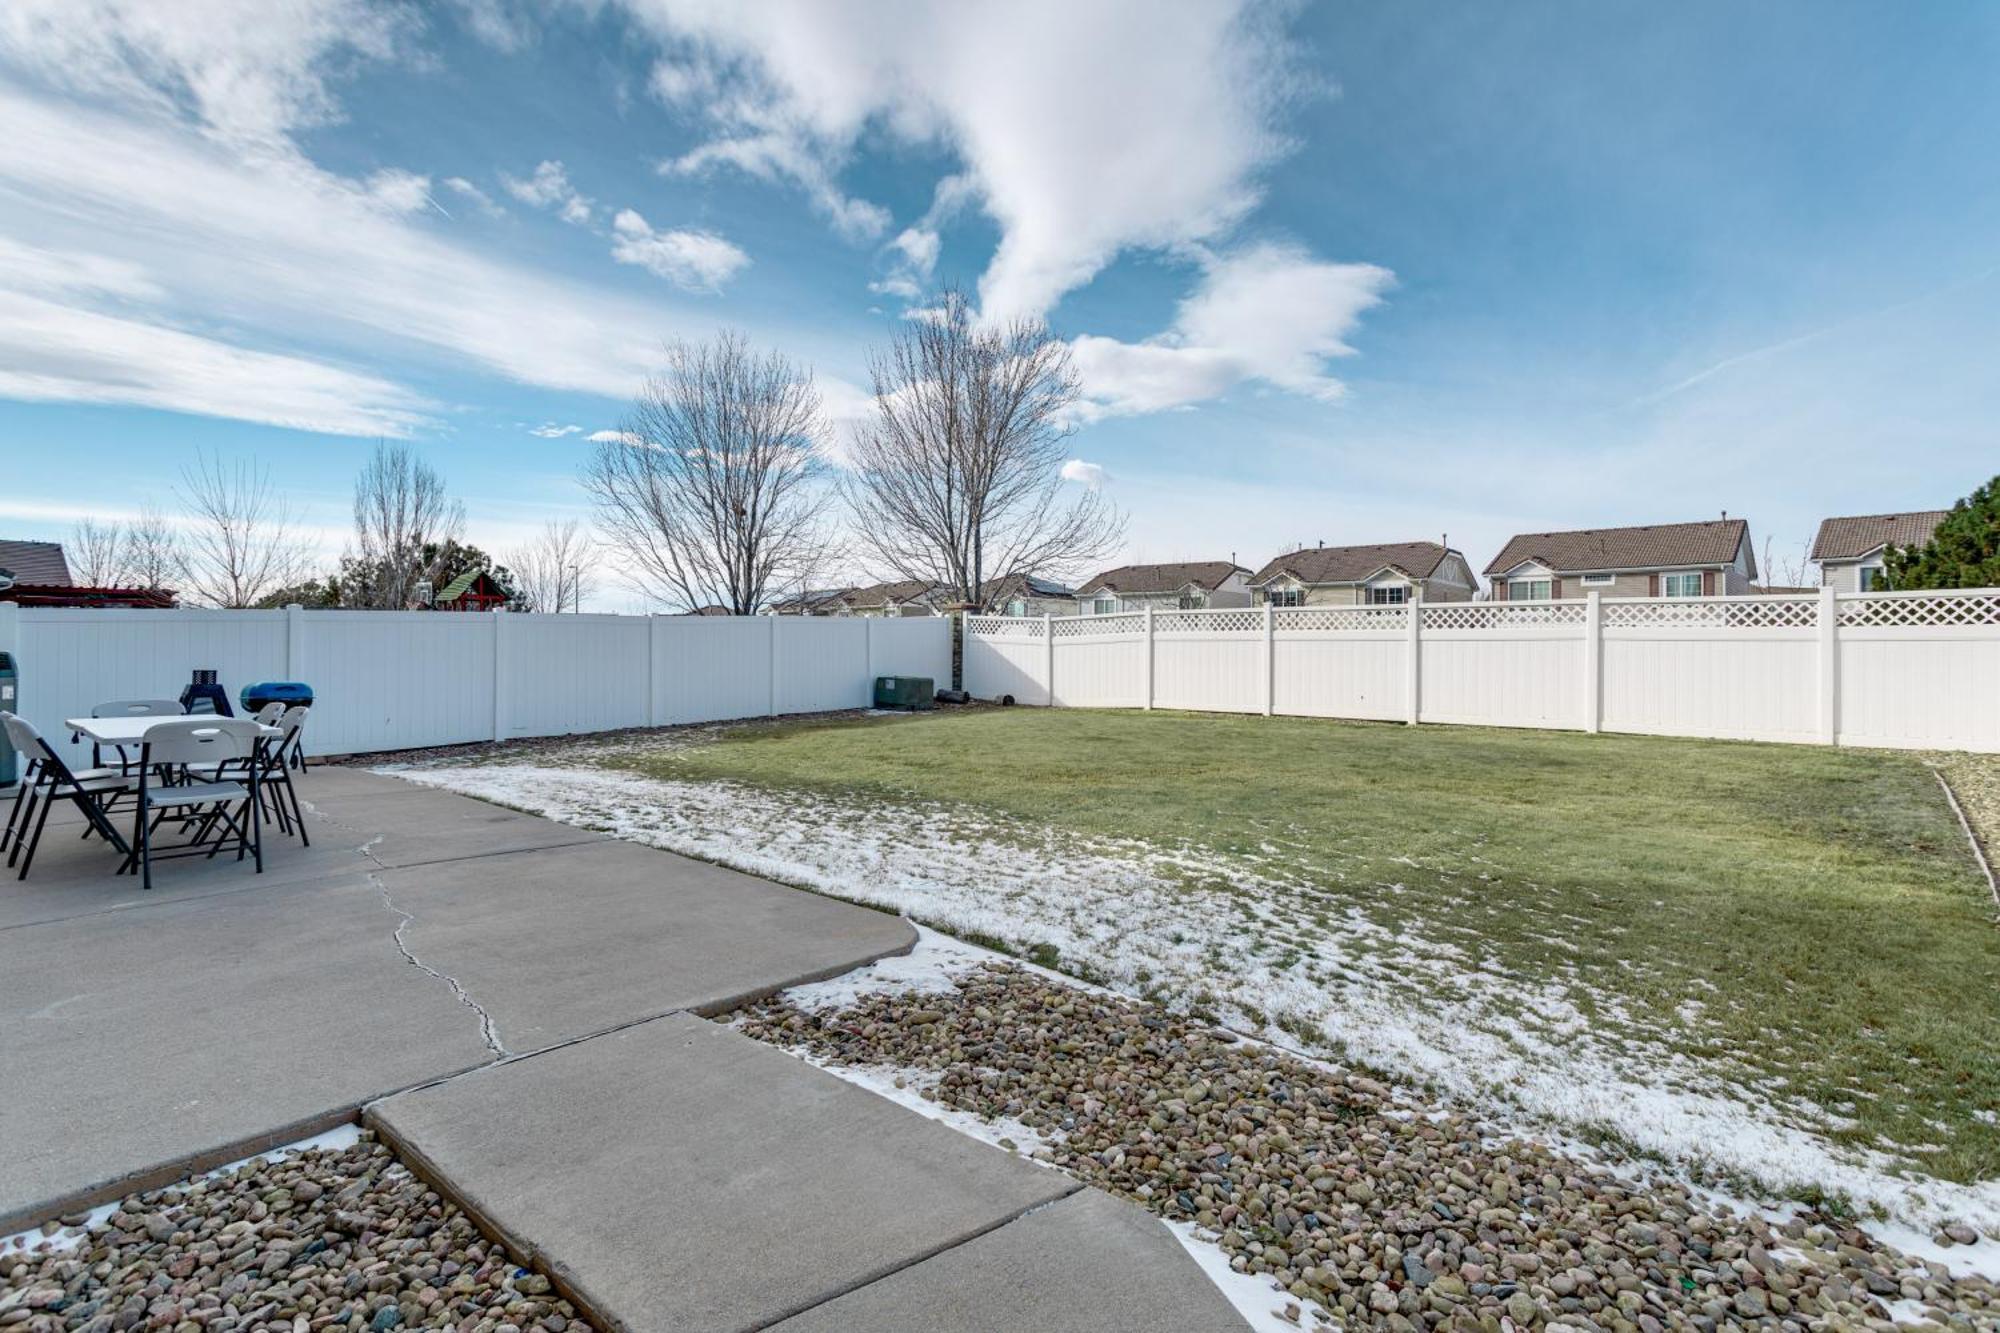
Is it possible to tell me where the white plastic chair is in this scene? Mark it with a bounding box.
[2,712,136,879]
[121,718,266,890]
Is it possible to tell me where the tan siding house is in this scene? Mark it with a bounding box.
[1810,511,1948,593]
[1246,541,1477,606]
[1483,519,1756,600]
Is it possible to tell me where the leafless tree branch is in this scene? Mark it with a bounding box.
[581,332,838,614]
[173,453,313,608]
[840,288,1123,604]
[68,518,129,586]
[348,442,465,608]
[509,518,594,613]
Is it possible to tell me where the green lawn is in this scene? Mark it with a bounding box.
[612,707,2000,1193]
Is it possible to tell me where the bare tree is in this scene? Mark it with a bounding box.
[582,333,836,614]
[68,518,129,586]
[348,442,465,608]
[1759,536,1816,590]
[125,506,182,591]
[509,518,594,613]
[841,288,1123,605]
[174,453,313,608]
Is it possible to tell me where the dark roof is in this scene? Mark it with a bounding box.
[0,584,175,609]
[0,540,72,586]
[685,604,734,616]
[1809,511,1949,562]
[1075,561,1246,597]
[1484,519,1751,577]
[1248,541,1455,587]
[979,572,1076,604]
[843,579,942,609]
[769,586,854,613]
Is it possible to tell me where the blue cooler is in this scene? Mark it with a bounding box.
[241,681,314,713]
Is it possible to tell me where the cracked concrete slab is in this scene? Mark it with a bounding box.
[374,838,916,1052]
[369,1013,1078,1333]
[303,789,608,868]
[1,772,917,1231]
[768,1189,1253,1332]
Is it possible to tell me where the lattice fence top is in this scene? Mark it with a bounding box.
[1275,606,1407,633]
[1839,590,2000,628]
[1051,613,1144,638]
[1603,598,1817,630]
[1423,602,1586,630]
[965,615,1044,639]
[1155,609,1264,634]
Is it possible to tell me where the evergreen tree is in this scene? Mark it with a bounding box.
[1884,476,2000,589]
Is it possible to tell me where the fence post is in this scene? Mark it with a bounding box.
[285,603,306,682]
[768,614,780,717]
[1817,586,1839,745]
[865,616,877,696]
[491,609,510,741]
[1143,605,1155,710]
[1263,603,1275,717]
[1404,595,1422,725]
[1043,613,1054,707]
[1583,591,1602,734]
[646,615,660,727]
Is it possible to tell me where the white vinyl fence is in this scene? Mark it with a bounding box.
[0,604,950,763]
[964,588,2000,753]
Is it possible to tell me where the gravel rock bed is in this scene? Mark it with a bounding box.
[0,1132,589,1333]
[731,964,1998,1331]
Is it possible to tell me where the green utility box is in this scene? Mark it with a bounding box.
[0,652,16,787]
[873,675,935,711]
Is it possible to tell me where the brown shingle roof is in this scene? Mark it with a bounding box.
[1809,511,1949,562]
[1075,561,1246,597]
[1248,541,1454,587]
[843,579,942,609]
[0,540,72,586]
[1484,519,1749,576]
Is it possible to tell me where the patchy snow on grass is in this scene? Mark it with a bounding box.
[387,758,2000,1242]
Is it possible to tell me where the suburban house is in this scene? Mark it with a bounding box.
[0,538,177,608]
[1074,561,1252,614]
[1483,517,1756,600]
[1810,511,1949,592]
[835,579,946,617]
[1247,540,1478,606]
[979,573,1077,617]
[767,586,856,616]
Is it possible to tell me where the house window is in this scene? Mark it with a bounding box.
[1266,586,1304,608]
[1858,565,1887,592]
[1006,598,1027,616]
[1177,591,1208,610]
[1581,573,1615,587]
[1092,595,1119,615]
[1365,585,1408,605]
[1508,578,1552,601]
[1661,571,1703,598]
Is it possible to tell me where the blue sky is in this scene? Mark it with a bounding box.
[1,1,1995,606]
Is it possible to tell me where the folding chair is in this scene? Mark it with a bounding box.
[121,718,265,891]
[2,712,136,880]
[87,698,185,771]
[186,705,309,845]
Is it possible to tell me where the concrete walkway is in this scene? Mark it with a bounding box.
[3,765,1249,1331]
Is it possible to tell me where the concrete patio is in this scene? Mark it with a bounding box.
[0,767,1249,1331]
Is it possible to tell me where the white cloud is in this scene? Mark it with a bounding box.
[1060,459,1109,489]
[613,0,1297,320]
[362,167,433,215]
[500,158,592,224]
[0,289,432,436]
[529,422,584,438]
[0,0,411,150]
[1072,242,1394,418]
[441,175,503,217]
[586,428,645,446]
[0,82,700,428]
[609,209,750,292]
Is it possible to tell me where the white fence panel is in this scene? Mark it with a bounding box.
[1150,609,1265,714]
[1049,615,1146,708]
[656,615,775,725]
[963,616,1049,705]
[867,616,953,694]
[1270,606,1406,721]
[300,611,495,755]
[960,588,2000,753]
[775,616,870,715]
[504,614,650,740]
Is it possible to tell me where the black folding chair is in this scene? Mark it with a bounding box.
[2,712,135,880]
